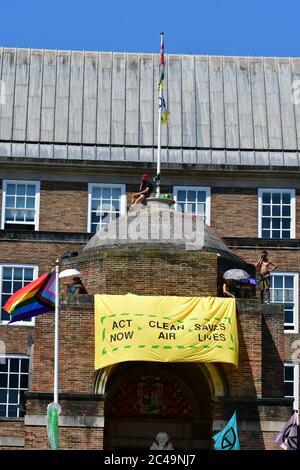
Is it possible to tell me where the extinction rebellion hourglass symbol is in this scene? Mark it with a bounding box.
[282,423,298,450]
[221,426,237,450]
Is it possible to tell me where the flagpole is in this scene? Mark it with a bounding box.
[54,259,60,404]
[46,259,61,450]
[156,98,162,197]
[156,32,164,197]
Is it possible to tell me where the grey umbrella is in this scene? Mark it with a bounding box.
[223,269,250,280]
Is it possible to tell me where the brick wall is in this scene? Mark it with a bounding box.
[0,419,24,438]
[0,325,34,357]
[223,302,262,397]
[39,181,87,232]
[31,302,95,393]
[0,419,25,449]
[221,303,284,399]
[211,188,258,238]
[0,241,84,271]
[25,393,104,416]
[262,309,285,397]
[25,426,104,450]
[65,249,218,297]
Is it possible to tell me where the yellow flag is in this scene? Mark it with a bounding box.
[158,82,169,125]
[95,294,238,369]
[161,108,170,125]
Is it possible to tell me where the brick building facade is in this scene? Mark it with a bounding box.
[0,47,299,449]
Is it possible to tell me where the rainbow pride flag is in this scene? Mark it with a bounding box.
[4,272,56,323]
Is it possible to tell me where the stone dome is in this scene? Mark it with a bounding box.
[84,198,240,261]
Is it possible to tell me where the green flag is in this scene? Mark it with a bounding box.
[47,403,60,450]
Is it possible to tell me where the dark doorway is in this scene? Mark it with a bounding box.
[104,362,213,450]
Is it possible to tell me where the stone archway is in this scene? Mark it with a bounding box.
[101,361,214,450]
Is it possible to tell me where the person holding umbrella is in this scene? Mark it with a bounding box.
[223,279,236,298]
[223,269,255,299]
[60,268,87,294]
[64,276,87,294]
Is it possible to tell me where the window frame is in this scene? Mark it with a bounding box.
[0,354,30,419]
[1,180,41,230]
[258,188,296,239]
[173,186,211,225]
[270,271,299,334]
[284,362,299,411]
[0,264,38,326]
[87,183,126,234]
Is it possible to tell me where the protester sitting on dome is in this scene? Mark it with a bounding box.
[131,173,154,208]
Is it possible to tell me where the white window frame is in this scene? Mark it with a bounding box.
[87,183,126,233]
[258,188,296,239]
[0,264,38,326]
[173,186,211,225]
[284,362,299,411]
[1,180,40,230]
[0,354,30,418]
[270,271,299,334]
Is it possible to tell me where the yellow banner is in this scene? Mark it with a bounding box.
[95,294,238,369]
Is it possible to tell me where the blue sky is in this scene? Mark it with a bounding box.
[1,0,300,57]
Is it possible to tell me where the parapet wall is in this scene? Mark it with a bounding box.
[62,248,219,297]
